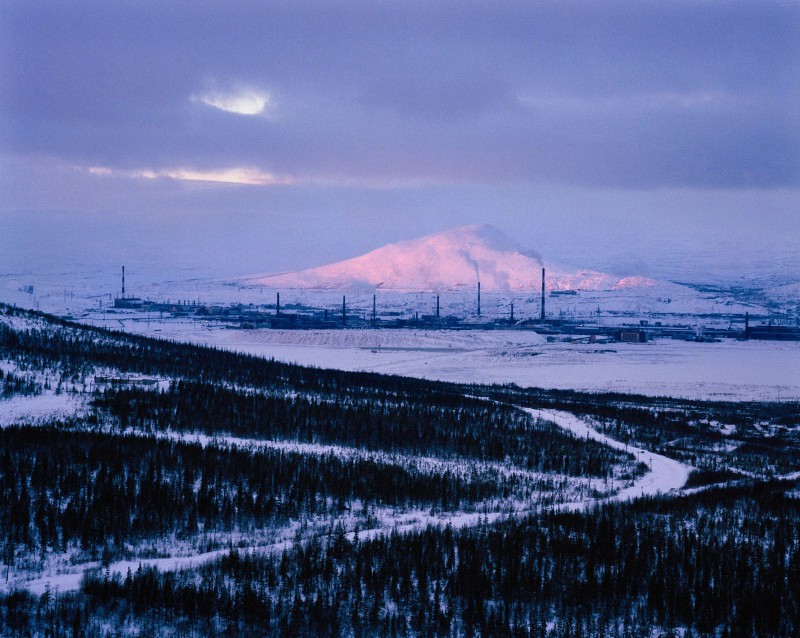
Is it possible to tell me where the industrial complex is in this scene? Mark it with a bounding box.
[109,267,800,343]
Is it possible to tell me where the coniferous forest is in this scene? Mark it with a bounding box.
[1,304,799,637]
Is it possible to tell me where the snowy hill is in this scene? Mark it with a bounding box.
[763,281,800,304]
[251,225,661,293]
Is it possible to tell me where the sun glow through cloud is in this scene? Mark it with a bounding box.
[190,87,272,116]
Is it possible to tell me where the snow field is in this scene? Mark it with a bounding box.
[112,319,800,401]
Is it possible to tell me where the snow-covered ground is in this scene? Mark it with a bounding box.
[4,406,692,595]
[525,409,691,509]
[0,392,85,427]
[3,247,798,402]
[100,319,800,401]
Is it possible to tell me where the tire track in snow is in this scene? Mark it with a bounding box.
[523,408,692,511]
[6,402,693,595]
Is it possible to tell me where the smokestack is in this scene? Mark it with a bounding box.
[477,281,481,317]
[121,266,125,298]
[342,296,346,325]
[510,302,514,322]
[373,294,377,322]
[745,312,749,338]
[541,268,546,323]
[276,292,280,316]
[436,295,440,318]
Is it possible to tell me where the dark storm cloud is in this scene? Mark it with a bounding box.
[1,0,798,188]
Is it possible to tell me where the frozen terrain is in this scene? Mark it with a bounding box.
[2,399,690,595]
[2,224,789,321]
[108,320,800,402]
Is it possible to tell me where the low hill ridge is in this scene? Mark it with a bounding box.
[252,225,658,292]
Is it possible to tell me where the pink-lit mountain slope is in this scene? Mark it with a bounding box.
[252,225,660,292]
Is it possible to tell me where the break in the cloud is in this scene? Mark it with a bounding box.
[190,86,274,117]
[2,0,797,189]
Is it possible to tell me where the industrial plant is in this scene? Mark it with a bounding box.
[106,266,800,342]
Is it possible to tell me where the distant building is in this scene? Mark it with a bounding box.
[113,297,145,309]
[94,376,158,387]
[614,330,647,343]
[746,325,800,341]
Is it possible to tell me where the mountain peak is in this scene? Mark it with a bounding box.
[252,225,655,292]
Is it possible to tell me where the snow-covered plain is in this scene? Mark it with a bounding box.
[105,320,800,402]
[4,251,796,403]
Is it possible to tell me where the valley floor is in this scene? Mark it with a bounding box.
[107,319,800,401]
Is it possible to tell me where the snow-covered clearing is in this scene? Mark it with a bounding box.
[0,392,85,427]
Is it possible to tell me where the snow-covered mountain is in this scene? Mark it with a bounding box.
[251,225,661,293]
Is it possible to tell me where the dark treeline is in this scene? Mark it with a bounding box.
[6,304,796,432]
[0,306,485,405]
[4,483,798,637]
[79,483,800,637]
[588,413,800,477]
[0,425,515,557]
[4,309,632,477]
[587,408,799,477]
[1,369,41,398]
[92,381,630,477]
[2,305,639,477]
[483,387,800,477]
[483,383,800,429]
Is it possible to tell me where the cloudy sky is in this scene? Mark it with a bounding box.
[1,1,798,281]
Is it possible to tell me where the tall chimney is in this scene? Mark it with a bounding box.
[745,312,749,338]
[436,295,440,318]
[122,266,125,298]
[342,296,346,325]
[510,302,514,322]
[276,292,281,316]
[372,294,377,322]
[477,281,481,317]
[541,268,546,323]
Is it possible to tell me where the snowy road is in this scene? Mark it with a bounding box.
[6,403,693,595]
[524,408,692,511]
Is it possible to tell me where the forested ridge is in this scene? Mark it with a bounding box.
[4,484,798,637]
[92,382,624,476]
[1,305,799,637]
[1,425,528,555]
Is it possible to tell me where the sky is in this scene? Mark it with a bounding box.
[1,0,799,283]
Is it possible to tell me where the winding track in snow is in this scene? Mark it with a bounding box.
[524,408,692,510]
[5,400,694,595]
